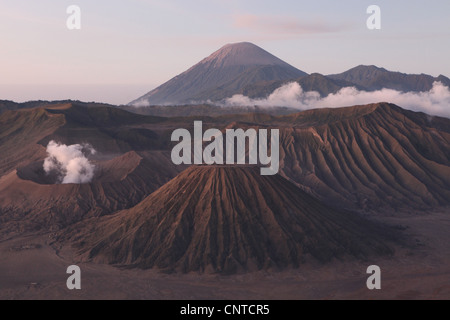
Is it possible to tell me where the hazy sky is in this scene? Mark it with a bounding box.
[1,0,449,104]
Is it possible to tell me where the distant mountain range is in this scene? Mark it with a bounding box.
[0,99,116,115]
[3,42,449,114]
[328,65,450,92]
[130,42,450,106]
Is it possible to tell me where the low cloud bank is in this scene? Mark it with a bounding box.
[131,99,150,107]
[43,140,96,184]
[225,81,450,118]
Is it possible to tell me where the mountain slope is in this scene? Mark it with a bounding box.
[270,103,450,211]
[0,104,184,236]
[192,65,303,101]
[328,65,450,92]
[0,107,66,177]
[239,73,365,99]
[0,151,182,238]
[130,42,306,106]
[66,166,395,273]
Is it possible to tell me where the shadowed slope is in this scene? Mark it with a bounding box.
[0,107,66,177]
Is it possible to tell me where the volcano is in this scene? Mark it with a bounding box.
[0,151,182,238]
[0,104,185,237]
[130,42,306,106]
[67,166,395,274]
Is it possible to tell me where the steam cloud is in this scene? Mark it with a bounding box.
[131,99,149,107]
[43,140,96,184]
[225,81,450,118]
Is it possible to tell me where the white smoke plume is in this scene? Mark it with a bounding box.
[225,81,450,118]
[131,98,150,107]
[43,140,96,184]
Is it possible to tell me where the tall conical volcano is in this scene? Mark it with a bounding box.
[130,42,306,106]
[199,42,299,68]
[67,166,394,274]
